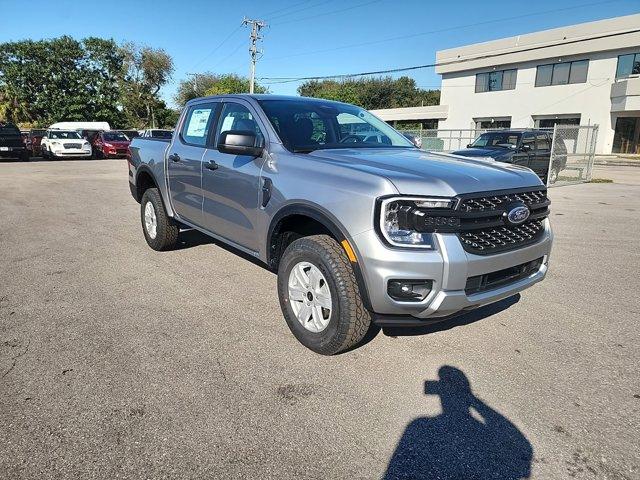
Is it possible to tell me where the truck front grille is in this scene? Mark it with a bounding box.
[455,188,549,255]
[458,219,545,255]
[459,189,548,213]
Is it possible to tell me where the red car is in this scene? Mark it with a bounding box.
[92,131,131,158]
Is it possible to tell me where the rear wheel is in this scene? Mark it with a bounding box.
[277,234,371,355]
[140,188,179,251]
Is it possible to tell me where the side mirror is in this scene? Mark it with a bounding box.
[217,130,263,157]
[466,143,472,148]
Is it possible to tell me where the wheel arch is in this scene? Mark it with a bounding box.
[267,203,373,311]
[134,165,158,203]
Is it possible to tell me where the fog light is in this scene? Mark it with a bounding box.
[387,279,432,302]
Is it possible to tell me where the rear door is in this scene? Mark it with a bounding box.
[167,102,217,225]
[200,99,267,252]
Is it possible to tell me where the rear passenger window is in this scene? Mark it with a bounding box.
[182,104,215,146]
[536,134,550,151]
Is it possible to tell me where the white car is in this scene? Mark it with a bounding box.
[41,130,92,159]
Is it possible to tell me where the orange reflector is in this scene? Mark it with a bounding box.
[341,239,357,263]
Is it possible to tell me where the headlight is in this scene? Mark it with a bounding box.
[379,196,457,248]
[51,141,60,145]
[82,142,90,149]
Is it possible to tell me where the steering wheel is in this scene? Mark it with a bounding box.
[339,135,362,144]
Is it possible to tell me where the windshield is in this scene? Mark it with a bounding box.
[104,132,129,142]
[151,130,172,139]
[0,123,21,136]
[470,132,521,149]
[50,131,81,140]
[258,99,414,153]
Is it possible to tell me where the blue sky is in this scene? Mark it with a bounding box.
[0,0,638,106]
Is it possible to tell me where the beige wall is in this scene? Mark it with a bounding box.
[439,47,640,153]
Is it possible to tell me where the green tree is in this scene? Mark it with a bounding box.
[0,36,125,127]
[297,76,440,110]
[174,73,267,107]
[119,42,174,128]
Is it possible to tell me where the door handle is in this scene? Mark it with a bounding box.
[205,161,219,171]
[168,153,181,162]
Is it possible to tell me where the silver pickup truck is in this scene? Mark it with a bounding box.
[128,94,552,355]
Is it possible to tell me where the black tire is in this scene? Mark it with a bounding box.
[140,188,179,251]
[20,150,29,162]
[277,234,371,355]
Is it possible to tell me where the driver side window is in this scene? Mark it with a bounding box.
[215,103,263,146]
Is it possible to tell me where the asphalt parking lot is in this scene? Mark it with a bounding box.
[1,159,639,479]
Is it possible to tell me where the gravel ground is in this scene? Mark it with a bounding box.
[1,159,638,479]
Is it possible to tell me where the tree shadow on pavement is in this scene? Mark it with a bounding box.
[384,366,533,480]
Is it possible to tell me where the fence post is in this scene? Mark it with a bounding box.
[547,125,558,187]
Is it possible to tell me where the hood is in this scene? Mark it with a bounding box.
[306,147,541,196]
[451,147,514,160]
[105,141,130,147]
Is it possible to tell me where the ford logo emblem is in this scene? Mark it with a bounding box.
[506,206,530,225]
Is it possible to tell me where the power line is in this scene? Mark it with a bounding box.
[271,0,383,25]
[266,0,335,21]
[260,0,315,18]
[260,27,640,84]
[189,24,243,70]
[265,0,622,61]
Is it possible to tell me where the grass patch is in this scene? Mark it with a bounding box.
[589,178,614,183]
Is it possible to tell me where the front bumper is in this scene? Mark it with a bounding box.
[51,148,92,158]
[0,146,26,158]
[350,219,553,323]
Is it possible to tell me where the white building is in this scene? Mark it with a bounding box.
[375,14,640,154]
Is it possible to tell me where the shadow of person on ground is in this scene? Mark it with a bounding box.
[385,366,533,480]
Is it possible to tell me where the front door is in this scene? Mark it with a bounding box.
[200,100,267,253]
[529,132,552,178]
[167,102,217,225]
[613,117,640,154]
[513,133,535,169]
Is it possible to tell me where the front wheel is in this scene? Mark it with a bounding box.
[140,188,179,251]
[277,234,371,355]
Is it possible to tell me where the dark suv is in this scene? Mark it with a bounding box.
[0,122,29,161]
[452,130,566,184]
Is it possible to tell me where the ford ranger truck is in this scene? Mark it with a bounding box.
[128,95,552,355]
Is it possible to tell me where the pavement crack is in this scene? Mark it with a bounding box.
[2,339,30,379]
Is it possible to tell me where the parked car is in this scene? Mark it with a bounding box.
[41,129,92,159]
[118,129,140,140]
[0,122,29,161]
[128,95,552,355]
[451,129,567,184]
[140,129,173,139]
[92,130,131,158]
[23,129,46,157]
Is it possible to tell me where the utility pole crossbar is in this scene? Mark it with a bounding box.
[242,17,267,94]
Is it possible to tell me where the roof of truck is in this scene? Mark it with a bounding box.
[186,94,350,106]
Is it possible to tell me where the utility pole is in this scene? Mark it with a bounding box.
[242,17,267,94]
[186,73,199,91]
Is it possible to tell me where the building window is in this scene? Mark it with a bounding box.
[474,118,511,129]
[475,69,517,93]
[535,60,589,87]
[534,116,581,128]
[616,53,640,78]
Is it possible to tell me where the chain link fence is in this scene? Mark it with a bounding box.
[547,125,598,187]
[396,125,598,187]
